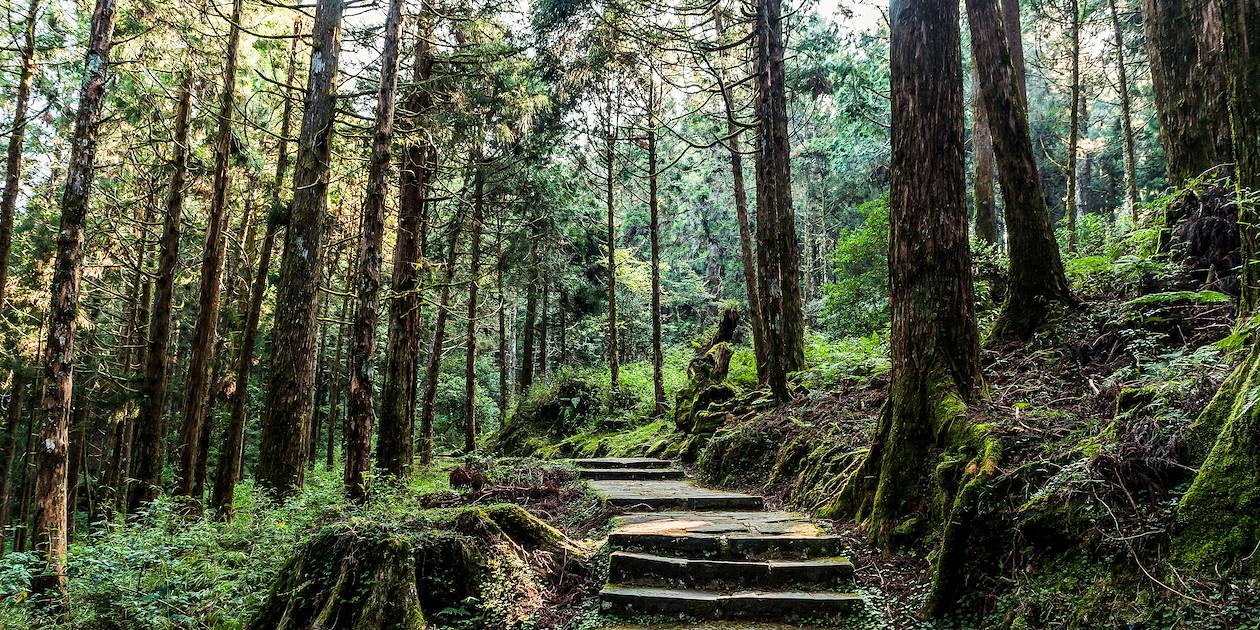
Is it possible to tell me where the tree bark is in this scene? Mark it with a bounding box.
[838,0,980,570]
[713,8,766,383]
[463,167,485,454]
[0,0,42,313]
[345,0,403,500]
[0,370,27,549]
[647,78,666,415]
[1065,0,1082,254]
[418,196,465,465]
[258,0,346,497]
[32,0,116,605]
[972,65,998,245]
[604,101,620,407]
[753,0,805,401]
[520,239,538,394]
[537,279,549,382]
[1107,0,1140,223]
[130,75,193,513]
[175,0,245,505]
[968,0,1074,338]
[1142,0,1233,186]
[379,17,433,479]
[64,392,88,542]
[1224,0,1260,314]
[496,223,508,424]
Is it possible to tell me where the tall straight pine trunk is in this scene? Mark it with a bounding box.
[463,167,485,454]
[0,0,42,313]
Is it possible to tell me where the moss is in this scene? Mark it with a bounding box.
[1173,346,1260,576]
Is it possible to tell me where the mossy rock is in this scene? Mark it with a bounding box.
[490,372,603,456]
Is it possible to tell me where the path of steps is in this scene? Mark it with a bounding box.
[576,457,863,623]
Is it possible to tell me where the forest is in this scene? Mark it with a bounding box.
[0,0,1255,625]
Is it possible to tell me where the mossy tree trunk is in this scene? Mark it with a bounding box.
[838,0,989,613]
[1173,0,1260,575]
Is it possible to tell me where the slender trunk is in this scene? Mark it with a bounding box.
[344,0,403,500]
[64,393,88,542]
[647,79,665,415]
[496,224,508,423]
[378,15,432,478]
[1107,0,1139,222]
[558,291,568,366]
[15,398,35,552]
[176,0,244,505]
[605,106,620,406]
[418,201,465,465]
[464,168,485,454]
[714,8,766,382]
[327,282,347,471]
[537,279,549,381]
[130,75,192,513]
[0,370,27,549]
[520,240,537,394]
[32,0,116,605]
[0,0,42,313]
[972,65,998,245]
[209,19,300,517]
[968,0,1074,338]
[258,0,346,496]
[1065,0,1082,254]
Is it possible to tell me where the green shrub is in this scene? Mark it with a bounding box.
[820,194,890,337]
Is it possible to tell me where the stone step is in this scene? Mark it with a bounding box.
[609,511,845,560]
[591,480,764,512]
[574,457,673,469]
[609,551,855,591]
[599,585,863,620]
[578,467,686,481]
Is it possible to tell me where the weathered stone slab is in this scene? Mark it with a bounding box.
[590,480,764,511]
[599,585,863,620]
[609,551,854,591]
[577,467,686,481]
[608,511,845,560]
[574,457,672,469]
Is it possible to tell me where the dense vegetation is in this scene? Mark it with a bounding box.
[0,0,1255,626]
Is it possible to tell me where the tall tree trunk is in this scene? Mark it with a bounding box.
[0,0,42,313]
[537,279,549,381]
[753,0,805,400]
[713,7,766,382]
[496,223,508,424]
[64,392,88,542]
[1170,0,1260,573]
[972,65,998,245]
[647,78,665,415]
[1143,0,1233,187]
[379,16,433,479]
[210,18,300,518]
[130,75,192,513]
[327,280,347,471]
[345,0,403,500]
[176,0,244,505]
[32,0,116,605]
[604,104,620,407]
[1225,0,1260,314]
[1065,0,1082,254]
[0,369,27,550]
[968,0,1074,338]
[258,0,346,496]
[1107,0,1140,222]
[520,240,537,394]
[838,0,980,610]
[463,167,485,454]
[418,199,466,465]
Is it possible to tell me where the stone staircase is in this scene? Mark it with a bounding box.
[576,457,863,622]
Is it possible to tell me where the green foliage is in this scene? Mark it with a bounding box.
[820,194,890,337]
[798,330,890,387]
[1125,290,1232,305]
